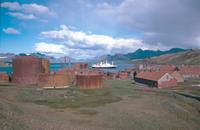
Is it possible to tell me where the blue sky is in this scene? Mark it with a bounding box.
[1,0,200,59]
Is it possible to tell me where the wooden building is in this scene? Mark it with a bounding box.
[134,71,177,88]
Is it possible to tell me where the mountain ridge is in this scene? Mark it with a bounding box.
[130,49,200,65]
[101,48,186,61]
[0,48,187,64]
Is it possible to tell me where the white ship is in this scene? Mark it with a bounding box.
[92,61,117,68]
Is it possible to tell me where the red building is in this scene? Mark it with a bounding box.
[178,66,200,79]
[134,71,177,88]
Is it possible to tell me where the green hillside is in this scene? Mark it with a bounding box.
[106,48,186,61]
[131,49,200,65]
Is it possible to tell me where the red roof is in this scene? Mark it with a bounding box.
[136,71,168,81]
[159,65,176,71]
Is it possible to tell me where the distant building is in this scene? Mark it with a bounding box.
[134,71,177,88]
[157,66,184,83]
[74,63,88,70]
[178,66,200,80]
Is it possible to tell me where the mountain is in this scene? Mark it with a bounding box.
[0,53,16,65]
[130,49,200,65]
[0,52,75,64]
[0,48,187,65]
[30,52,61,63]
[104,48,186,61]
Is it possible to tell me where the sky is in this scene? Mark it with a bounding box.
[0,0,200,59]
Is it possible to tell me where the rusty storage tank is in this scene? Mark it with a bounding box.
[12,56,43,85]
[37,72,70,87]
[42,59,50,74]
[76,72,103,89]
[56,68,75,82]
[74,63,88,70]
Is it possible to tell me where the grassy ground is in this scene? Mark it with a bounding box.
[0,80,200,130]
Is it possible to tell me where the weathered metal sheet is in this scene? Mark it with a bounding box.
[12,56,43,85]
[76,72,103,89]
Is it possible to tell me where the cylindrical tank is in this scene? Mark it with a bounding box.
[56,68,75,82]
[42,59,50,74]
[37,73,70,87]
[12,56,43,85]
[76,72,103,89]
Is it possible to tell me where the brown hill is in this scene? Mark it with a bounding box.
[131,49,200,65]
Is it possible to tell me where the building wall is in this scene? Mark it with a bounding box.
[171,71,184,83]
[135,73,177,88]
[158,79,177,88]
[158,73,177,88]
[158,73,174,84]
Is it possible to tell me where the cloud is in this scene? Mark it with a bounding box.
[1,2,55,16]
[41,25,147,52]
[0,2,20,10]
[35,42,108,59]
[1,2,55,21]
[8,12,36,20]
[21,3,55,16]
[35,42,65,54]
[2,27,20,34]
[36,24,167,59]
[95,0,200,49]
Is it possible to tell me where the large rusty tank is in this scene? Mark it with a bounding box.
[37,72,70,87]
[76,72,103,89]
[37,68,75,88]
[12,56,43,85]
[56,68,75,82]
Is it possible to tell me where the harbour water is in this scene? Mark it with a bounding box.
[0,62,134,74]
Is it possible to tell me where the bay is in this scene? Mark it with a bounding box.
[0,62,134,74]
